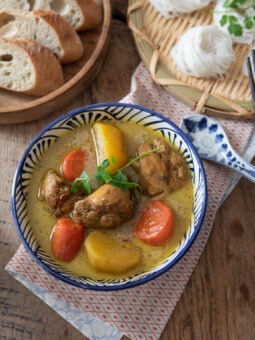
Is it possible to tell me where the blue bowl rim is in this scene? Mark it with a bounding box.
[11,102,208,291]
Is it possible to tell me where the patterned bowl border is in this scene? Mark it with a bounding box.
[11,103,207,291]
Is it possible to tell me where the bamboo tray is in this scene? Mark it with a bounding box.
[128,0,255,119]
[0,0,111,125]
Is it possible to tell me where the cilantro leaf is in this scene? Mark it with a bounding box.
[111,155,118,169]
[71,145,163,194]
[71,169,91,194]
[228,22,243,36]
[244,17,254,29]
[228,15,238,23]
[71,181,81,194]
[94,164,111,183]
[82,181,91,194]
[220,15,228,26]
[112,172,128,183]
[94,162,134,191]
[111,180,141,191]
[217,0,255,38]
[111,172,141,191]
[101,159,110,168]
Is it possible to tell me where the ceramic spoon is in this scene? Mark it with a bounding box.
[180,114,255,183]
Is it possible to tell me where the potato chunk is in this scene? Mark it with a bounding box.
[92,122,128,172]
[85,231,141,274]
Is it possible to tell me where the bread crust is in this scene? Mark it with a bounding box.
[76,0,103,31]
[0,37,64,96]
[32,10,84,63]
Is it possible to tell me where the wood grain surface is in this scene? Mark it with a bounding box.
[0,1,254,339]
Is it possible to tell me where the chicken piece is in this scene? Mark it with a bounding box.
[137,142,169,196]
[39,169,79,216]
[169,150,187,191]
[54,195,82,217]
[137,139,187,195]
[72,184,134,228]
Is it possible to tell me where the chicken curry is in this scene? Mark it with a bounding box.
[27,121,193,280]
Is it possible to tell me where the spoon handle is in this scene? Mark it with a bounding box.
[225,150,255,183]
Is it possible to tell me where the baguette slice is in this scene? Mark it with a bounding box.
[0,37,64,96]
[0,0,30,10]
[32,0,102,31]
[0,9,84,63]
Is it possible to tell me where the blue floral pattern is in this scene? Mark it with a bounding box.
[182,114,255,183]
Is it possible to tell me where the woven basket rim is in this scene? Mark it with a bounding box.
[128,0,255,119]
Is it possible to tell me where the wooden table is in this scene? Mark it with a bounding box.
[0,2,254,339]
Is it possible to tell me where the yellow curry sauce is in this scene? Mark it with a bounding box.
[27,121,193,280]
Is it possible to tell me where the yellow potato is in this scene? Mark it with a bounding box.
[92,122,128,172]
[84,231,141,274]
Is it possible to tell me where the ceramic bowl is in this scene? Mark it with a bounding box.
[12,103,207,290]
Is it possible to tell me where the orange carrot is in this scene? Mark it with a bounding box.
[51,217,84,262]
[62,149,88,182]
[135,200,173,246]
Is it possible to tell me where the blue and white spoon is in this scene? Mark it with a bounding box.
[180,114,255,183]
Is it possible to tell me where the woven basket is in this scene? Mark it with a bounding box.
[128,0,255,119]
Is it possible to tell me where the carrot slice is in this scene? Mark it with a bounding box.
[135,200,173,246]
[51,217,84,262]
[62,149,88,182]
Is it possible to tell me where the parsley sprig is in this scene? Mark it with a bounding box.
[71,145,163,194]
[216,0,255,37]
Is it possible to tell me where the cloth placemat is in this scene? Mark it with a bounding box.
[6,63,255,340]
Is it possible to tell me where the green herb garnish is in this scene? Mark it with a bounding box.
[70,145,163,194]
[94,159,111,184]
[71,170,91,195]
[216,0,255,37]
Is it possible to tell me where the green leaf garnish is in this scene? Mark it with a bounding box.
[71,145,164,193]
[110,172,141,191]
[94,163,111,183]
[82,180,92,194]
[244,16,254,28]
[111,155,118,169]
[112,172,128,183]
[71,170,91,194]
[220,14,228,26]
[93,161,141,192]
[229,22,243,36]
[216,0,255,38]
[101,159,110,168]
[111,179,141,191]
[94,145,163,191]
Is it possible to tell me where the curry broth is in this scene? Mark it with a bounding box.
[27,121,193,280]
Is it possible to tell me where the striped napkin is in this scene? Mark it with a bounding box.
[6,63,255,340]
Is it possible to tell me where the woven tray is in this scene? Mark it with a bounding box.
[128,0,255,119]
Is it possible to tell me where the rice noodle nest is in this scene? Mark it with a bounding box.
[170,25,235,78]
[149,0,211,19]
